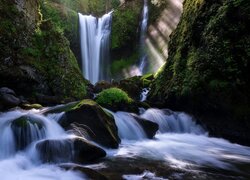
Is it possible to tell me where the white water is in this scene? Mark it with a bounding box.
[138,0,149,75]
[140,88,149,102]
[0,110,86,180]
[107,108,250,173]
[111,111,147,140]
[79,12,112,84]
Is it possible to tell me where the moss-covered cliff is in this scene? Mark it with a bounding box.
[0,0,88,104]
[149,0,250,144]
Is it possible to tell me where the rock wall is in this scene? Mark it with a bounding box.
[0,0,88,104]
[149,0,250,145]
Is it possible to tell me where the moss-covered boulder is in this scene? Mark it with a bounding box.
[149,0,250,145]
[96,88,138,112]
[36,137,106,163]
[58,99,120,148]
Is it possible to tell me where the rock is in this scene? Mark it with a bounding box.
[0,87,16,95]
[60,164,108,180]
[59,99,121,148]
[94,80,113,93]
[36,137,106,163]
[118,76,143,101]
[35,93,61,105]
[0,87,21,110]
[11,115,45,150]
[132,115,159,138]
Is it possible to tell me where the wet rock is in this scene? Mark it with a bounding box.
[94,80,113,93]
[132,115,159,138]
[36,137,106,163]
[59,99,121,148]
[60,164,108,180]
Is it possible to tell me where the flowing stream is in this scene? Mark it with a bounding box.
[100,109,250,179]
[79,12,112,84]
[0,107,250,179]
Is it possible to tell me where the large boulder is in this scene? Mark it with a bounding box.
[36,137,106,163]
[59,99,121,148]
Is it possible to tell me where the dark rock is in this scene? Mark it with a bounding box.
[0,87,21,109]
[118,76,143,101]
[0,87,16,96]
[36,137,106,163]
[132,115,159,139]
[94,81,113,93]
[35,93,61,105]
[59,99,121,148]
[60,164,108,180]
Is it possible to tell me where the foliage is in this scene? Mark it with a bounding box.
[96,88,133,106]
[111,53,139,75]
[111,3,141,49]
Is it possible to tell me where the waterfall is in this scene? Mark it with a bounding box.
[138,0,149,75]
[79,12,112,84]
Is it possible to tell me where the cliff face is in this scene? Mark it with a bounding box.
[149,0,250,144]
[0,0,88,104]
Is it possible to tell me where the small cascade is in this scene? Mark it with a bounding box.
[79,12,112,84]
[0,110,85,179]
[111,111,147,140]
[140,108,205,134]
[140,88,149,102]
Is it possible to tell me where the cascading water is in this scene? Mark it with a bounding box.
[79,12,112,84]
[0,110,86,180]
[103,108,250,178]
[138,0,149,75]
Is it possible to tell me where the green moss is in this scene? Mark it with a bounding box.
[96,88,133,106]
[22,19,87,100]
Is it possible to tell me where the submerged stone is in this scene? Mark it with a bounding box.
[36,137,106,163]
